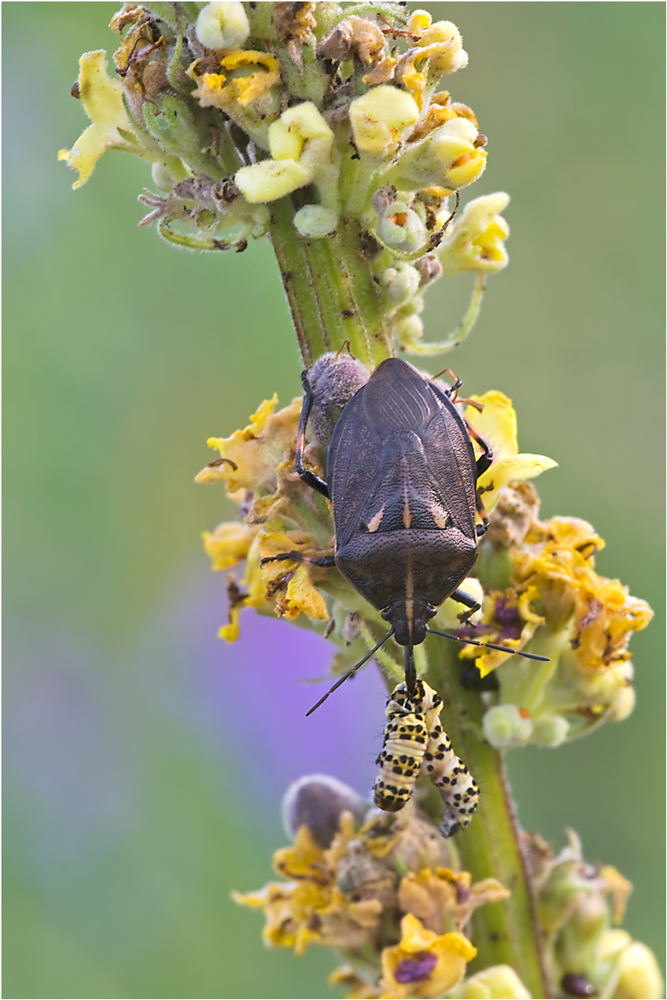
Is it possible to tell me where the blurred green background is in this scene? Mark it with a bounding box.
[3,3,664,998]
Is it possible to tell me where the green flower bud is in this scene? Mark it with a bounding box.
[382,263,421,301]
[483,704,533,749]
[532,714,569,747]
[294,205,339,238]
[196,1,250,51]
[377,202,427,252]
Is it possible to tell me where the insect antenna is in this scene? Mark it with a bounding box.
[426,627,550,662]
[306,629,395,716]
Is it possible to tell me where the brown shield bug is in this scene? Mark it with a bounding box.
[264,357,548,714]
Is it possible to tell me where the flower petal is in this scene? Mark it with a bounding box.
[478,453,558,510]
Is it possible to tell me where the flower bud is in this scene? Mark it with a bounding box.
[433,577,484,630]
[236,102,334,204]
[532,714,569,747]
[397,117,485,190]
[611,940,664,999]
[268,102,333,163]
[293,205,339,238]
[195,1,250,51]
[307,353,370,445]
[382,263,421,301]
[607,683,636,722]
[483,704,533,749]
[282,774,368,848]
[418,21,468,75]
[451,964,531,999]
[349,86,420,154]
[377,202,427,252]
[235,159,311,203]
[439,192,510,275]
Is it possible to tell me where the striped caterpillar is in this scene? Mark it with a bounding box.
[373,679,479,837]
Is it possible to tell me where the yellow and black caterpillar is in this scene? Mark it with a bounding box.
[373,679,479,837]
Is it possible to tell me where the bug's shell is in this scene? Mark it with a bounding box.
[327,358,479,646]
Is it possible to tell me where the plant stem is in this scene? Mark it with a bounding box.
[268,197,394,369]
[426,638,553,998]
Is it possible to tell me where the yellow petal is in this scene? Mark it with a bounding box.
[199,395,301,494]
[282,564,329,622]
[218,603,241,642]
[193,50,279,108]
[478,453,558,511]
[58,51,134,188]
[202,521,257,571]
[235,158,312,203]
[465,391,518,461]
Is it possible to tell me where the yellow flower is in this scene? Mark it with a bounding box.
[397,867,509,935]
[465,391,557,511]
[194,50,279,108]
[202,521,257,571]
[349,86,420,154]
[235,102,334,203]
[58,51,137,188]
[397,21,468,111]
[395,117,487,191]
[196,395,301,494]
[461,583,545,678]
[514,516,653,668]
[234,816,382,957]
[439,193,510,274]
[257,532,330,623]
[380,913,475,998]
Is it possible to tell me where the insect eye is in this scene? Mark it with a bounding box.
[381,608,392,621]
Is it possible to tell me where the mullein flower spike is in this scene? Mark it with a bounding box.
[61,2,509,354]
[61,5,658,998]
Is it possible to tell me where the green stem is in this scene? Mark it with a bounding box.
[268,198,394,369]
[425,637,553,998]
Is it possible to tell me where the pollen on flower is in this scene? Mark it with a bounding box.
[193,50,280,108]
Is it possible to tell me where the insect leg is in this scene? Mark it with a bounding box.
[295,371,329,498]
[466,418,492,479]
[450,588,482,623]
[431,367,463,397]
[261,551,336,568]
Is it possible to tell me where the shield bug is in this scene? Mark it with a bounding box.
[264,357,548,714]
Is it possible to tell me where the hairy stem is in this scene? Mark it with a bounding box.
[425,638,552,998]
[268,197,393,369]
